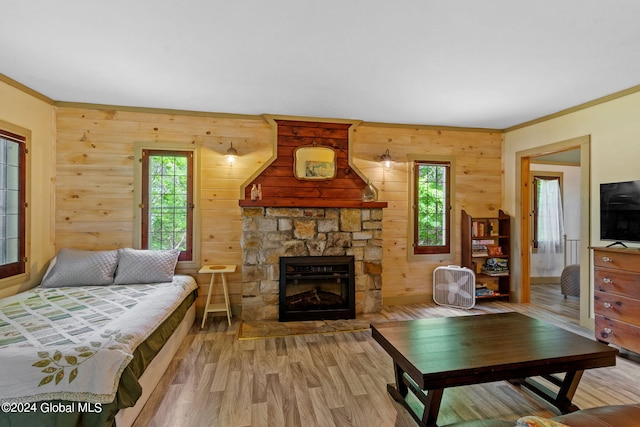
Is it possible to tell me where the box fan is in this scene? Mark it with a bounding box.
[433,265,476,309]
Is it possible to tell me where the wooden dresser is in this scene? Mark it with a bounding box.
[593,247,640,354]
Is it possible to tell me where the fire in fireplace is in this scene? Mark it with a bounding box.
[279,256,355,321]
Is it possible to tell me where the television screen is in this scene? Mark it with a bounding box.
[600,180,640,243]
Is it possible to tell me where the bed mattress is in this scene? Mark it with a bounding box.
[0,275,197,426]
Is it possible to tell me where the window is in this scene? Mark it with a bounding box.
[413,160,451,255]
[532,174,564,251]
[0,129,26,279]
[141,150,194,261]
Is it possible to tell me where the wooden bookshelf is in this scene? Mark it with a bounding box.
[461,210,511,301]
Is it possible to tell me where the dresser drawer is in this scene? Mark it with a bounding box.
[595,315,640,354]
[594,268,640,299]
[594,249,640,273]
[594,290,640,325]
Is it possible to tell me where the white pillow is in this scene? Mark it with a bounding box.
[113,248,180,284]
[40,248,119,287]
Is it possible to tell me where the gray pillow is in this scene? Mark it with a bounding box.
[113,248,180,284]
[40,248,119,287]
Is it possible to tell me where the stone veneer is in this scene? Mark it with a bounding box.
[241,207,383,321]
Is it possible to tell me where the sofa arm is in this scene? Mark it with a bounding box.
[552,403,640,426]
[440,421,513,427]
[440,404,640,427]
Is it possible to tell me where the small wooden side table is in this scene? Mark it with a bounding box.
[199,264,236,328]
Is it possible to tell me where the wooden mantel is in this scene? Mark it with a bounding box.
[239,199,387,208]
[239,118,387,209]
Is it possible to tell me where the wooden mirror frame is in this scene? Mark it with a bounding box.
[293,145,336,181]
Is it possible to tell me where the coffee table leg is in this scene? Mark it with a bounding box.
[555,370,583,413]
[421,388,444,427]
[394,363,408,397]
[510,370,584,414]
[387,363,444,427]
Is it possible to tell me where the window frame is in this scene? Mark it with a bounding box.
[0,127,27,280]
[408,155,455,259]
[134,143,200,269]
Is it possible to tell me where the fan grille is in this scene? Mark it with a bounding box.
[433,266,476,309]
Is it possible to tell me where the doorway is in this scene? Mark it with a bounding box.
[529,160,579,319]
[517,136,592,328]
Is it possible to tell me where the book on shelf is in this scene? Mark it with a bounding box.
[475,285,496,297]
[481,257,509,276]
[471,221,488,237]
[474,239,495,245]
[485,257,508,267]
[489,219,500,236]
[472,245,488,256]
[481,270,510,277]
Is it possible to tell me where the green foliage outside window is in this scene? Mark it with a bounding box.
[148,154,188,251]
[416,163,447,247]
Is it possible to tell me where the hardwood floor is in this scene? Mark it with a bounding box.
[530,283,579,321]
[133,300,640,427]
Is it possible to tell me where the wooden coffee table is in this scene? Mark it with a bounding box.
[371,312,618,427]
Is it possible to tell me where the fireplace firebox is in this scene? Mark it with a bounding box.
[279,256,355,322]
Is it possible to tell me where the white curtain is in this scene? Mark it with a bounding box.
[535,178,565,275]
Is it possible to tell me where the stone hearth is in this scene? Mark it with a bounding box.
[241,207,383,321]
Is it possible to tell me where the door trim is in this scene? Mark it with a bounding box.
[516,135,592,328]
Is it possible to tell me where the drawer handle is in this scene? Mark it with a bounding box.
[603,302,612,308]
[602,256,612,263]
[603,277,612,284]
[601,327,614,339]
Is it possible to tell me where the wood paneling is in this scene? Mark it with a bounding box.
[351,126,504,302]
[55,107,502,308]
[55,107,272,307]
[241,120,374,207]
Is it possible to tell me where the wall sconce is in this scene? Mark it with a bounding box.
[380,149,394,171]
[225,142,238,165]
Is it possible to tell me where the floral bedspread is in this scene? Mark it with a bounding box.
[0,275,197,404]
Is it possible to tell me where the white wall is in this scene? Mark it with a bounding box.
[504,89,640,327]
[505,91,640,248]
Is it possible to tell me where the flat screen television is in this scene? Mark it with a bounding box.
[600,180,640,244]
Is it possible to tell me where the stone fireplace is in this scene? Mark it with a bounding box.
[241,206,383,320]
[238,118,387,321]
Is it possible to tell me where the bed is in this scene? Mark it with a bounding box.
[0,248,198,427]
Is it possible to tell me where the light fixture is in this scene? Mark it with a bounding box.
[380,148,394,171]
[225,142,238,165]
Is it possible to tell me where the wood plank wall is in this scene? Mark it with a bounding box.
[55,107,273,311]
[55,107,503,311]
[243,120,367,203]
[350,125,504,304]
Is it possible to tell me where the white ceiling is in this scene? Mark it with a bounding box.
[3,1,640,129]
